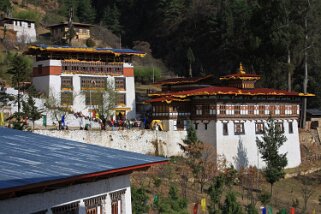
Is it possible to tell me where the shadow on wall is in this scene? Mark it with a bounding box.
[234,138,249,170]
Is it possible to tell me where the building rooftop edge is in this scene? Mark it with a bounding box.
[26,44,146,57]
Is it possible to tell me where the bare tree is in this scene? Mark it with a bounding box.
[300,178,314,213]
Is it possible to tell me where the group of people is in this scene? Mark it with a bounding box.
[68,111,151,131]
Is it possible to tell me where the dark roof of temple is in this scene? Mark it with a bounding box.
[48,22,93,28]
[147,86,314,103]
[154,75,213,86]
[0,17,35,23]
[26,44,145,57]
[0,128,166,198]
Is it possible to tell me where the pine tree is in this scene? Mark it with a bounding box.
[256,117,288,195]
[77,0,96,23]
[0,0,11,15]
[22,95,42,130]
[222,191,243,214]
[102,4,122,34]
[7,54,32,113]
[207,175,226,213]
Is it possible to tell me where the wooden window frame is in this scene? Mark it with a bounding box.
[116,93,126,106]
[234,105,241,115]
[234,122,245,135]
[196,105,202,115]
[61,76,73,90]
[115,77,126,90]
[61,92,73,106]
[52,201,79,214]
[85,92,104,106]
[259,105,265,115]
[220,105,226,115]
[255,122,264,134]
[248,105,254,115]
[275,122,284,133]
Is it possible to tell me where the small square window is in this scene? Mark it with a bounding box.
[234,123,245,135]
[223,123,228,135]
[204,123,208,130]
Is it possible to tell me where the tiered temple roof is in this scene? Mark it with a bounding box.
[147,64,314,103]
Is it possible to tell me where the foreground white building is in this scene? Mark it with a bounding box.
[0,17,37,43]
[0,127,166,214]
[27,45,145,120]
[148,64,314,169]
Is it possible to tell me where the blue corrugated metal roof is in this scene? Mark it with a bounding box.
[0,128,166,190]
[34,44,145,54]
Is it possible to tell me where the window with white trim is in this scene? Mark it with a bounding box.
[110,189,126,214]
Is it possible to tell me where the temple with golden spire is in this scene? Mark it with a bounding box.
[147,63,314,169]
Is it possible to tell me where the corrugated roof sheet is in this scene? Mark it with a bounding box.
[0,128,166,191]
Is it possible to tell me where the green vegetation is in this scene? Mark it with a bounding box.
[134,66,161,84]
[131,186,149,214]
[256,118,288,195]
[13,9,42,24]
[155,185,188,214]
[222,191,243,214]
[22,95,42,129]
[0,0,11,15]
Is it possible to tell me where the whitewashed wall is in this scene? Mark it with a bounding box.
[125,76,136,119]
[6,20,37,43]
[35,121,301,169]
[214,119,301,169]
[34,129,187,157]
[0,174,132,214]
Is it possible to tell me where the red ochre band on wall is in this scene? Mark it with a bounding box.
[33,66,62,77]
[123,67,134,77]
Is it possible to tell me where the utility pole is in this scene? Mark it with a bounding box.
[67,7,74,45]
[302,16,308,129]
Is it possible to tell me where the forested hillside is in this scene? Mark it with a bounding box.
[1,0,321,108]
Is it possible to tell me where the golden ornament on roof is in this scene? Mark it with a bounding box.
[239,63,246,74]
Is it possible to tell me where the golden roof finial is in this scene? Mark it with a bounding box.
[239,63,245,74]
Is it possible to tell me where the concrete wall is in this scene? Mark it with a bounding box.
[0,174,132,214]
[34,129,187,157]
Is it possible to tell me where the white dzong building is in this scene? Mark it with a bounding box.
[27,45,145,119]
[148,64,314,169]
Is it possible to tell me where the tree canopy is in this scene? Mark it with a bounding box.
[256,118,288,195]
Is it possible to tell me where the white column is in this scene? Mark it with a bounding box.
[79,200,86,214]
